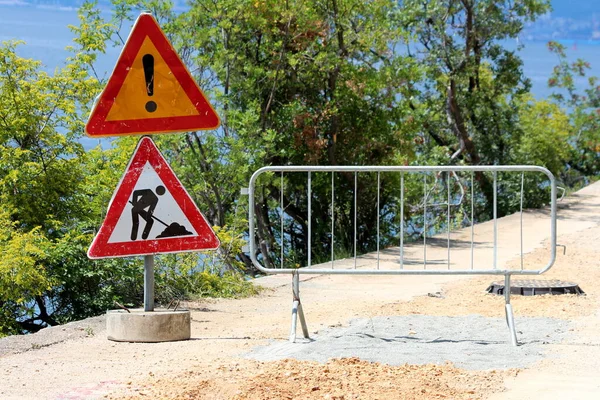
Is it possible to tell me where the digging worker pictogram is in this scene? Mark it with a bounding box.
[130,185,166,240]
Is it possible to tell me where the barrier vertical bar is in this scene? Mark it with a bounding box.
[424,173,427,270]
[447,171,451,270]
[354,171,357,269]
[400,172,404,269]
[308,171,312,268]
[377,171,380,270]
[520,173,524,271]
[550,172,557,272]
[281,172,284,269]
[493,171,498,270]
[471,171,474,270]
[331,171,335,269]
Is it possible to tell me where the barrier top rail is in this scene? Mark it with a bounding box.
[247,165,557,276]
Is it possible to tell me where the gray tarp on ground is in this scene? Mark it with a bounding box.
[247,315,571,370]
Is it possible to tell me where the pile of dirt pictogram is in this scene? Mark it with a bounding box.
[156,223,193,238]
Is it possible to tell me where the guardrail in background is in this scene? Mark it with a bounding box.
[246,166,557,346]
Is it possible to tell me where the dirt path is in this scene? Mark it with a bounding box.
[1,181,599,399]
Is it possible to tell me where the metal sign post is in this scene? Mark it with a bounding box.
[144,255,155,312]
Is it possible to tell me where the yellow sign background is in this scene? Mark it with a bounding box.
[106,38,199,121]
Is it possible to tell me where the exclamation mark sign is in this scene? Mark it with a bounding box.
[143,54,157,113]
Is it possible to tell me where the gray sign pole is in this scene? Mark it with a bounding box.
[144,255,154,311]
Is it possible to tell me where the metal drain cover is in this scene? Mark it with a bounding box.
[486,279,585,296]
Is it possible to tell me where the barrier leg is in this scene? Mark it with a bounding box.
[504,274,518,346]
[290,270,309,342]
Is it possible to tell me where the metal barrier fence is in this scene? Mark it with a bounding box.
[247,166,557,346]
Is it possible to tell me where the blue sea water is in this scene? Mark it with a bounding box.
[1,2,600,150]
[514,40,600,99]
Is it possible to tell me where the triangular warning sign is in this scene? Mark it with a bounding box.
[85,13,220,137]
[88,137,220,259]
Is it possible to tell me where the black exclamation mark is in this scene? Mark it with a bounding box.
[143,54,157,113]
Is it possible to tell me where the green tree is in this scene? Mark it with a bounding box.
[398,0,551,217]
[0,4,143,334]
[547,41,600,183]
[106,0,421,268]
[98,0,573,270]
[0,209,52,335]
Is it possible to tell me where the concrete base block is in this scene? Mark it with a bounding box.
[106,309,191,343]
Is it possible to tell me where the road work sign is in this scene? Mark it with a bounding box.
[85,13,220,137]
[88,136,220,258]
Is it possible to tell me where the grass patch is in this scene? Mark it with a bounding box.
[155,270,260,304]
